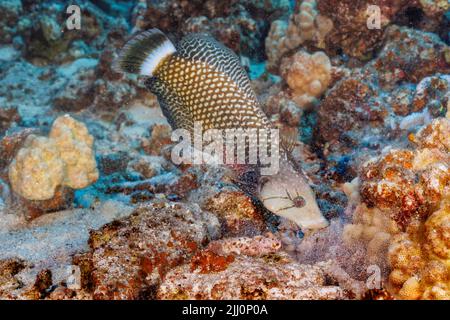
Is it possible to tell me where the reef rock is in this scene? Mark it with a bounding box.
[203,190,266,237]
[344,117,450,299]
[158,234,353,300]
[315,26,450,181]
[131,0,288,62]
[360,118,450,228]
[78,200,220,300]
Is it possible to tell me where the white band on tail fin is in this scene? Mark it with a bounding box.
[114,28,176,77]
[140,39,176,76]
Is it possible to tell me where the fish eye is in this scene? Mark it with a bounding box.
[292,196,306,208]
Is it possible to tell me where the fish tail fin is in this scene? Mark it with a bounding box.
[113,28,176,76]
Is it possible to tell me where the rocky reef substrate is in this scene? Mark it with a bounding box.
[0,0,449,300]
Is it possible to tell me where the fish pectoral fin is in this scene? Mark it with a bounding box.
[145,77,193,131]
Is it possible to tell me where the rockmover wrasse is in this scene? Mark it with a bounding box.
[114,28,328,231]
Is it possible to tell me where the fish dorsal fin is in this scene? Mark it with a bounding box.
[176,33,257,101]
[114,28,176,76]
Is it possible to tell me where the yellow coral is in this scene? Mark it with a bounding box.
[265,20,288,73]
[49,115,98,189]
[280,50,332,108]
[8,135,65,200]
[8,115,98,201]
[424,203,449,261]
[342,202,398,266]
[388,201,450,300]
[265,0,333,73]
[419,0,450,17]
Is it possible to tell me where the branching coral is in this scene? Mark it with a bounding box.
[8,115,98,201]
[280,50,332,108]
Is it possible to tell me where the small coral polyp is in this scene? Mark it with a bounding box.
[8,115,98,201]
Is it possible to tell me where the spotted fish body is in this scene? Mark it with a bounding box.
[115,29,328,231]
[149,34,271,133]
